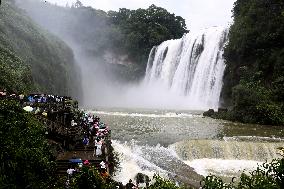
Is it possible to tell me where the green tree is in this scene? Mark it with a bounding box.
[148,174,189,189]
[108,4,188,67]
[0,100,55,188]
[74,0,83,8]
[221,0,284,125]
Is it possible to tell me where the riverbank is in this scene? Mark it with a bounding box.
[203,108,284,127]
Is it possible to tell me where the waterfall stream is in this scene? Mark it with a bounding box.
[144,27,228,110]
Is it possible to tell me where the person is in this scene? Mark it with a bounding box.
[100,169,109,179]
[83,159,90,166]
[19,94,24,103]
[88,115,93,124]
[42,110,48,117]
[94,116,100,123]
[99,161,106,170]
[71,119,77,127]
[78,162,83,169]
[83,136,89,152]
[0,90,6,98]
[83,136,89,146]
[125,179,135,189]
[95,139,102,156]
[93,140,97,157]
[28,95,35,103]
[72,152,77,159]
[34,107,41,114]
[65,179,70,189]
[67,167,76,179]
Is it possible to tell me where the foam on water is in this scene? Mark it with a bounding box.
[90,110,198,118]
[184,159,262,177]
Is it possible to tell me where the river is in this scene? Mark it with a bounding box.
[89,108,284,186]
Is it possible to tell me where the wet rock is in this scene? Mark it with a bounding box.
[203,109,215,117]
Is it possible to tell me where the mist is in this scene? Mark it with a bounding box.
[15,0,142,107]
[15,0,227,110]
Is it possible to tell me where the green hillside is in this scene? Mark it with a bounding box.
[0,0,79,96]
[0,46,33,93]
[221,0,284,125]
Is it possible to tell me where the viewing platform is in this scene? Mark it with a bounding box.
[0,92,114,177]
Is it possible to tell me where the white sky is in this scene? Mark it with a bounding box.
[46,0,236,31]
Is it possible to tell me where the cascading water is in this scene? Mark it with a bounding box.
[172,139,284,161]
[172,138,284,177]
[93,108,284,186]
[144,27,228,110]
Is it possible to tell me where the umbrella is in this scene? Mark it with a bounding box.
[23,106,33,112]
[69,158,82,163]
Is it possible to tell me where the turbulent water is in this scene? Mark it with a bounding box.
[87,27,283,187]
[82,27,284,187]
[144,27,228,110]
[91,109,284,187]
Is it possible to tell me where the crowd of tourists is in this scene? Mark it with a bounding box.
[65,112,116,188]
[0,90,74,104]
[1,89,148,188]
[81,113,110,156]
[0,90,77,117]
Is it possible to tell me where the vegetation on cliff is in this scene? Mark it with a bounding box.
[0,0,79,96]
[0,47,33,93]
[221,0,284,125]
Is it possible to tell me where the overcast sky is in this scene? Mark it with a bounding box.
[46,0,236,31]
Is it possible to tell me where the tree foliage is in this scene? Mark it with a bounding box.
[108,4,188,66]
[148,174,187,189]
[68,166,116,189]
[222,0,284,125]
[0,100,55,188]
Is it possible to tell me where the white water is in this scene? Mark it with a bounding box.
[185,159,262,177]
[144,27,228,110]
[112,137,283,185]
[90,110,199,118]
[95,109,284,187]
[77,27,228,110]
[172,139,284,177]
[112,140,167,185]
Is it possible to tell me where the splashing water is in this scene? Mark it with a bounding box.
[111,140,203,187]
[95,109,284,186]
[111,140,170,185]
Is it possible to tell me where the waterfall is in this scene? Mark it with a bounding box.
[144,27,228,110]
[172,139,284,162]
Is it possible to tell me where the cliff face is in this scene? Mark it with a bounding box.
[0,0,80,97]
